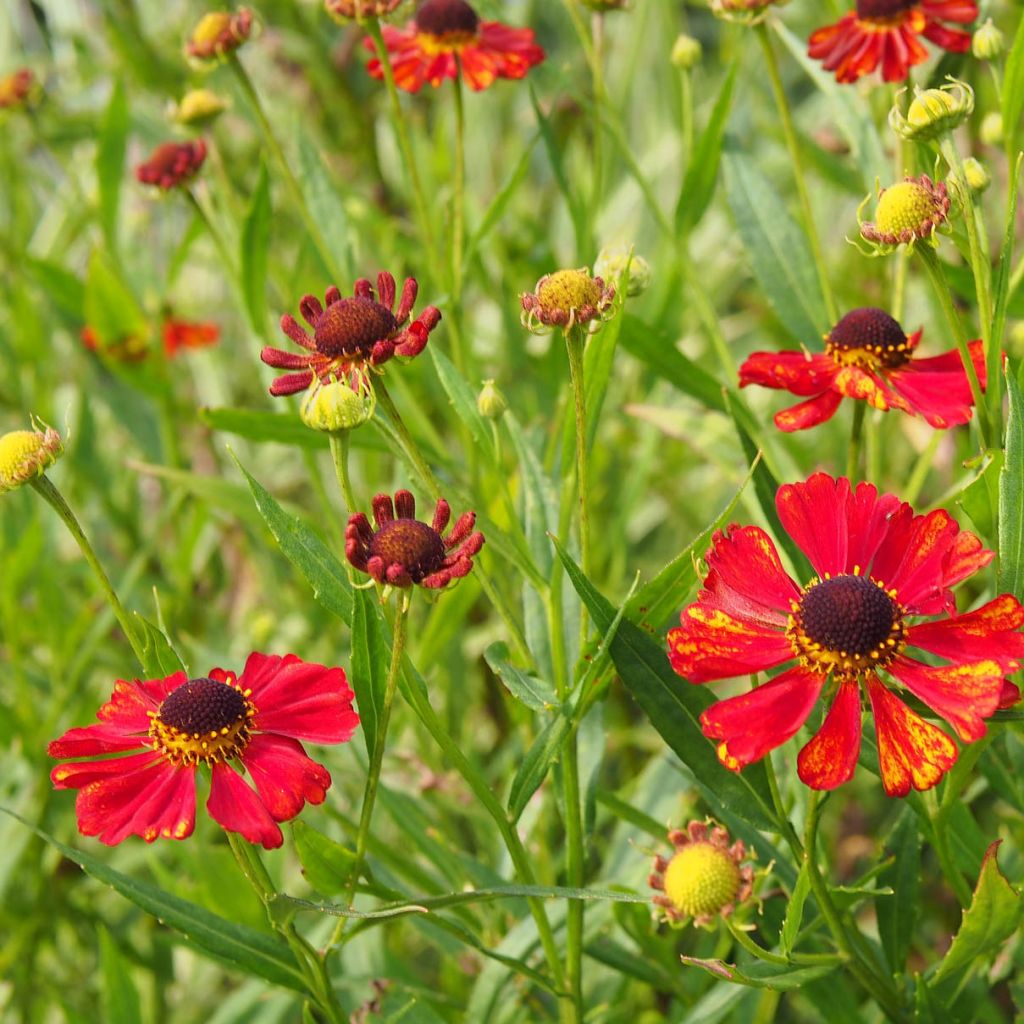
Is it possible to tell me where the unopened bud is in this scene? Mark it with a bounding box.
[980,112,1004,147]
[477,380,508,420]
[972,19,1005,61]
[299,375,375,433]
[671,33,702,70]
[594,246,651,297]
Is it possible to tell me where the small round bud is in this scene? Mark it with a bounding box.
[299,375,376,433]
[594,246,651,297]
[671,33,702,71]
[476,380,508,420]
[709,0,785,25]
[0,424,63,493]
[890,80,973,142]
[172,88,227,127]
[980,112,1004,147]
[958,157,991,195]
[972,19,1004,61]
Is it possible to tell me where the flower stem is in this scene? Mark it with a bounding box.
[926,789,973,907]
[757,24,837,323]
[590,11,606,225]
[328,432,358,516]
[564,324,591,639]
[916,245,991,448]
[375,378,444,499]
[846,401,866,482]
[29,475,147,669]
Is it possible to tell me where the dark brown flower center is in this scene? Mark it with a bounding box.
[855,0,916,18]
[827,307,910,369]
[370,519,445,581]
[158,678,247,734]
[799,576,896,657]
[315,298,398,359]
[415,0,480,36]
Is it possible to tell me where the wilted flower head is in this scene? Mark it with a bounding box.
[858,174,950,254]
[0,424,63,493]
[326,0,406,21]
[366,0,545,93]
[521,268,616,333]
[300,373,376,432]
[136,140,208,190]
[649,821,754,925]
[709,0,785,26]
[889,80,973,142]
[172,88,228,127]
[346,490,484,590]
[261,272,440,397]
[186,8,254,65]
[594,246,651,297]
[0,68,39,112]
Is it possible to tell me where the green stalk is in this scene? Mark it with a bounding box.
[590,11,606,224]
[564,325,591,630]
[328,432,358,516]
[846,400,866,482]
[725,919,843,967]
[30,475,147,669]
[762,749,803,861]
[916,245,991,448]
[757,24,837,322]
[926,789,973,907]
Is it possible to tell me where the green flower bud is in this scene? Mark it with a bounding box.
[889,80,973,142]
[980,112,1004,147]
[671,33,702,70]
[594,246,651,296]
[972,19,1004,61]
[477,379,508,420]
[299,375,375,433]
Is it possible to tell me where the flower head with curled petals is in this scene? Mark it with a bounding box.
[858,174,950,254]
[136,140,207,190]
[0,423,62,493]
[649,821,755,926]
[739,307,986,431]
[346,490,484,590]
[365,0,545,93]
[667,473,1024,797]
[809,1,978,85]
[261,273,440,397]
[186,8,254,65]
[48,653,359,848]
[520,268,616,334]
[326,0,406,22]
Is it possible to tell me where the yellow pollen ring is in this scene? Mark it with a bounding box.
[147,690,256,767]
[415,29,477,55]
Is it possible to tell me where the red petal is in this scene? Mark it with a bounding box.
[871,509,962,613]
[47,723,146,758]
[241,734,331,822]
[700,525,799,627]
[207,762,283,849]
[908,595,1024,671]
[998,679,1020,709]
[51,750,164,790]
[776,472,852,578]
[922,0,979,22]
[700,665,824,770]
[867,676,957,797]
[774,390,844,432]
[797,680,862,790]
[847,481,905,575]
[738,350,838,396]
[921,21,972,51]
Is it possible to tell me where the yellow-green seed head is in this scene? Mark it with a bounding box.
[173,88,227,126]
[192,12,231,46]
[537,269,602,313]
[299,376,375,433]
[876,182,938,237]
[663,842,741,918]
[972,19,1004,61]
[476,379,508,420]
[0,426,62,493]
[671,33,702,70]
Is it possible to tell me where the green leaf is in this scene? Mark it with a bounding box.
[24,257,85,320]
[552,540,779,831]
[130,611,187,678]
[97,80,129,253]
[232,454,353,624]
[676,61,737,234]
[680,957,836,991]
[240,162,272,333]
[875,808,920,974]
[780,864,811,958]
[619,313,726,412]
[3,810,306,992]
[508,713,571,821]
[1003,17,1024,159]
[295,130,351,282]
[722,142,829,344]
[990,155,1022,430]
[998,365,1024,600]
[198,407,329,449]
[85,247,147,346]
[484,642,558,711]
[292,821,356,896]
[931,841,1024,985]
[351,588,387,761]
[429,347,497,465]
[99,927,143,1024]
[957,453,1002,545]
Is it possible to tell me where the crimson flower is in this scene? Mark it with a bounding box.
[261,272,440,397]
[667,474,1023,797]
[739,307,985,431]
[49,653,359,848]
[135,140,207,190]
[346,490,483,589]
[366,0,545,93]
[808,1,978,84]
[162,317,220,356]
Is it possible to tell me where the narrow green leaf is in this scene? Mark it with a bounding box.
[676,61,737,234]
[875,808,920,974]
[241,162,272,333]
[4,810,306,992]
[85,248,147,346]
[680,957,836,991]
[780,864,812,958]
[552,540,779,831]
[130,612,187,678]
[1003,18,1024,159]
[722,141,829,344]
[351,588,386,760]
[508,714,571,820]
[989,154,1022,431]
[99,927,143,1024]
[232,454,353,624]
[998,366,1024,600]
[957,453,1001,546]
[97,80,129,253]
[199,407,329,449]
[484,642,558,711]
[24,257,85,320]
[294,130,350,282]
[931,841,1024,985]
[292,821,355,896]
[429,347,497,465]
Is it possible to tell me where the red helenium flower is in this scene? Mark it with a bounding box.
[48,653,359,848]
[739,307,985,431]
[808,0,978,84]
[667,473,1024,797]
[365,0,545,93]
[163,317,220,356]
[136,140,208,190]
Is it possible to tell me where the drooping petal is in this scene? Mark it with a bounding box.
[908,595,1024,671]
[776,473,852,578]
[699,525,799,627]
[207,762,283,849]
[47,723,147,758]
[890,656,1005,742]
[667,605,794,683]
[700,665,825,770]
[831,366,909,413]
[871,508,962,613]
[797,680,863,790]
[867,676,957,797]
[774,390,844,432]
[738,350,839,397]
[50,750,165,790]
[241,734,331,822]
